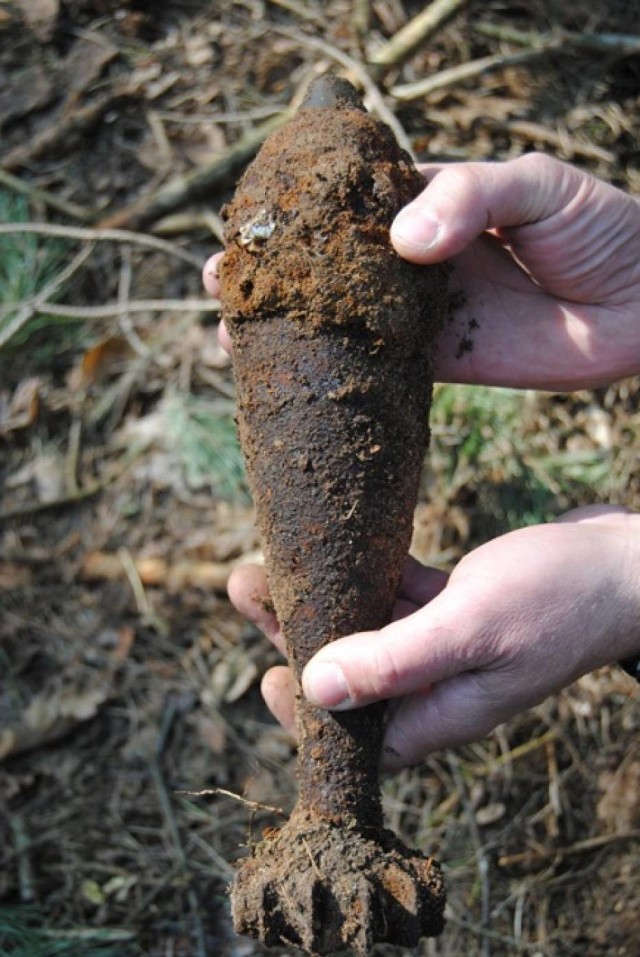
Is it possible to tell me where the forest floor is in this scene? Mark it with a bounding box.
[1,2,639,955]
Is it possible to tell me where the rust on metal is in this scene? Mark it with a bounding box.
[220,73,448,955]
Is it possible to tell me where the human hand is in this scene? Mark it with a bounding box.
[228,507,640,769]
[204,152,640,390]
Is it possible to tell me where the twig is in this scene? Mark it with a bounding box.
[498,829,640,867]
[352,0,370,40]
[175,786,287,818]
[117,547,156,622]
[187,831,235,881]
[152,210,224,239]
[0,298,219,325]
[390,43,564,101]
[274,27,415,158]
[545,738,561,840]
[504,119,615,164]
[119,264,147,354]
[117,245,151,358]
[369,0,469,76]
[470,730,557,775]
[8,813,36,903]
[65,415,83,497]
[41,928,137,942]
[3,90,135,172]
[0,482,104,523]
[474,21,640,57]
[268,0,321,21]
[0,222,203,269]
[570,31,640,55]
[79,550,251,594]
[0,167,94,222]
[154,106,283,124]
[98,109,295,231]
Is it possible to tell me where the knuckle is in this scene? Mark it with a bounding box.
[359,641,405,702]
[513,151,557,178]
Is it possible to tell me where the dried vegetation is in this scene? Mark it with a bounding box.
[0,1,639,955]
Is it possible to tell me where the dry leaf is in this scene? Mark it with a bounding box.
[81,878,106,907]
[476,802,507,826]
[0,377,40,436]
[0,562,32,589]
[80,550,240,594]
[103,874,138,902]
[5,447,66,503]
[207,649,258,707]
[0,684,111,761]
[184,34,215,68]
[69,335,131,390]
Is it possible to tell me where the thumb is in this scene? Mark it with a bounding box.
[390,153,589,263]
[300,591,483,710]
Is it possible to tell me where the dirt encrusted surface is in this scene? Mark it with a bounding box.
[232,809,445,955]
[221,77,448,953]
[1,2,640,956]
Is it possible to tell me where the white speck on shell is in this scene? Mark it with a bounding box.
[237,209,276,252]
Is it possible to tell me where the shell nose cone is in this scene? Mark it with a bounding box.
[302,74,365,111]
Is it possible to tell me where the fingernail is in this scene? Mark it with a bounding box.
[303,661,351,709]
[392,206,441,251]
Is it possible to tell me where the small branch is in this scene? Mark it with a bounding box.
[3,90,134,172]
[498,829,640,868]
[65,415,83,497]
[0,482,104,523]
[98,109,295,231]
[0,167,94,222]
[117,546,156,622]
[1,298,219,326]
[352,0,371,40]
[8,813,36,903]
[79,550,253,594]
[475,21,640,57]
[390,43,563,101]
[571,31,640,55]
[505,119,615,164]
[176,786,287,818]
[470,730,557,775]
[267,0,321,21]
[369,0,469,76]
[42,928,137,942]
[0,222,204,269]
